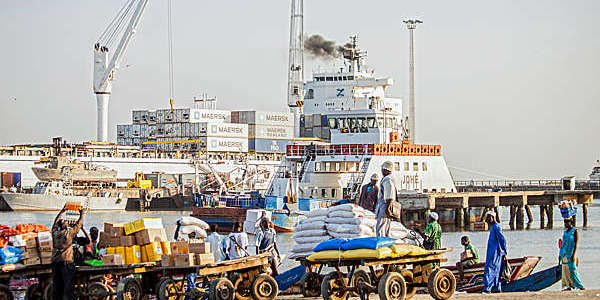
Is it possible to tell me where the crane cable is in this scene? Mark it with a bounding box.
[168,0,175,112]
[97,0,136,48]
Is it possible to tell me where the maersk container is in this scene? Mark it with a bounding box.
[233,111,294,127]
[249,139,290,153]
[248,124,293,140]
[189,109,230,123]
[194,122,248,138]
[202,137,248,152]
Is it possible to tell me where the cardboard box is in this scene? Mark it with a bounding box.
[161,241,171,256]
[9,235,26,247]
[104,223,125,236]
[38,241,53,252]
[170,241,189,255]
[141,246,148,263]
[124,245,142,264]
[144,242,163,262]
[125,218,163,235]
[39,251,52,259]
[173,253,195,267]
[194,253,214,265]
[115,247,125,260]
[23,257,41,266]
[103,254,124,265]
[106,247,116,255]
[23,248,39,259]
[135,229,167,245]
[189,242,211,254]
[37,231,52,243]
[161,255,173,267]
[25,238,37,249]
[120,236,136,247]
[40,257,52,265]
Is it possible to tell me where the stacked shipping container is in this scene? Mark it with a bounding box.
[231,111,294,153]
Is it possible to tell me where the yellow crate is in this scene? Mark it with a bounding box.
[125,245,142,264]
[144,242,163,262]
[106,247,116,255]
[124,222,136,235]
[161,241,171,256]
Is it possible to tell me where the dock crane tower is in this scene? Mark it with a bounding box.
[93,0,149,142]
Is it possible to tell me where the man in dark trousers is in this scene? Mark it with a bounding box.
[359,173,379,211]
[51,205,84,300]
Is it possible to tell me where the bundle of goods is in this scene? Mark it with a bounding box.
[62,202,83,226]
[307,237,428,261]
[559,200,577,219]
[101,217,214,268]
[326,204,377,239]
[289,208,330,259]
[243,209,272,234]
[0,223,52,266]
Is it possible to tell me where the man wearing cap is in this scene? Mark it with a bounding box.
[359,173,379,212]
[375,161,396,237]
[483,211,508,294]
[423,212,442,250]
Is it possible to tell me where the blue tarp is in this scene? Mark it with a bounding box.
[0,246,23,265]
[314,238,349,252]
[340,237,397,251]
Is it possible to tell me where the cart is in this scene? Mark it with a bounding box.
[296,249,456,300]
[0,253,278,300]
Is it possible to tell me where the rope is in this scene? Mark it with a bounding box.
[97,0,131,44]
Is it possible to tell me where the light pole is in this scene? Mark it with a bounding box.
[403,19,422,144]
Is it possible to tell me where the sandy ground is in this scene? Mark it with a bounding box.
[278,289,599,299]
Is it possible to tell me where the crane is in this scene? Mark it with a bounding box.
[93,0,149,142]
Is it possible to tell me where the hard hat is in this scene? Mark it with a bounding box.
[370,173,379,180]
[381,161,394,172]
[429,212,439,221]
[486,211,496,218]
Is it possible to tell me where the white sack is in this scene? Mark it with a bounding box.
[328,231,372,239]
[328,210,375,219]
[291,242,321,253]
[328,203,360,212]
[295,221,326,231]
[307,208,329,218]
[178,216,209,230]
[300,216,327,223]
[294,235,331,245]
[180,225,208,238]
[289,251,314,259]
[326,224,374,235]
[326,217,377,228]
[292,229,328,239]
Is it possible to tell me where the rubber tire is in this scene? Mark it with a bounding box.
[209,278,234,300]
[350,269,371,297]
[117,277,142,300]
[87,282,113,300]
[158,278,183,300]
[400,270,417,300]
[299,272,320,297]
[25,283,43,300]
[154,277,172,298]
[43,283,53,300]
[427,268,456,300]
[0,284,13,300]
[233,275,252,300]
[251,274,278,300]
[321,273,349,300]
[377,272,406,300]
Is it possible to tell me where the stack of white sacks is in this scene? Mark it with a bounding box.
[289,204,420,259]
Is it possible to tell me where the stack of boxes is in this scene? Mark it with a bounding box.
[102,218,168,266]
[10,231,53,266]
[161,240,214,267]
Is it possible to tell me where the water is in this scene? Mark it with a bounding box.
[1,205,597,290]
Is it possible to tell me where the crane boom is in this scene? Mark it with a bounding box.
[93,0,149,142]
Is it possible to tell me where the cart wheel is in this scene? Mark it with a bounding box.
[350,270,371,297]
[43,283,53,300]
[117,277,142,300]
[157,278,184,300]
[233,275,252,300]
[427,268,456,300]
[25,283,43,300]
[0,284,13,300]
[321,273,349,300]
[209,278,234,300]
[299,272,321,297]
[87,282,113,300]
[251,274,278,300]
[377,272,406,300]
[400,270,416,300]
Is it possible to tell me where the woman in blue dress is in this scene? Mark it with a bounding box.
[559,217,584,290]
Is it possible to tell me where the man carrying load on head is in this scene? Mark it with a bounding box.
[51,205,85,300]
[375,161,396,237]
[359,173,379,212]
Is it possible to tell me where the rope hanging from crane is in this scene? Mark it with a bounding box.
[168,0,175,113]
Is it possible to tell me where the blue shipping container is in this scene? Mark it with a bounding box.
[265,196,284,210]
[249,139,291,153]
[298,198,321,211]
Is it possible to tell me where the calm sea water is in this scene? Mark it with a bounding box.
[1,205,597,290]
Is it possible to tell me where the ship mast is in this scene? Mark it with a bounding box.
[287,0,304,137]
[403,19,422,144]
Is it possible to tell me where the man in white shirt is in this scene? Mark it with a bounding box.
[206,224,226,262]
[375,161,396,237]
[227,223,249,260]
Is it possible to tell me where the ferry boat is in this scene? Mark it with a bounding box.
[268,40,456,212]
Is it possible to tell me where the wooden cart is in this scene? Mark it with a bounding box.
[0,253,278,300]
[297,249,456,300]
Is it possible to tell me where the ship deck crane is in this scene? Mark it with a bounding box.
[93,0,149,142]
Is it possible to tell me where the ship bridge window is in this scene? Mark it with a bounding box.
[334,77,338,81]
[335,162,341,172]
[319,77,325,81]
[325,162,331,171]
[331,189,337,198]
[422,162,428,171]
[321,189,326,198]
[315,162,321,172]
[367,117,376,128]
[348,118,357,133]
[348,76,354,80]
[394,162,401,171]
[326,77,333,81]
[338,76,342,81]
[404,162,410,171]
[305,89,314,99]
[413,162,419,171]
[386,118,393,128]
[357,118,368,132]
[328,118,337,129]
[343,76,347,80]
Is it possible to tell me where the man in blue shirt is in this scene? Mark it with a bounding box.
[483,211,507,293]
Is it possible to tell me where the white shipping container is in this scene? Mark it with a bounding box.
[148,111,157,124]
[174,108,190,123]
[148,125,156,138]
[156,110,165,124]
[249,124,294,140]
[163,109,175,123]
[164,124,174,137]
[201,137,248,152]
[172,123,183,137]
[192,122,248,138]
[132,110,142,124]
[132,124,141,137]
[140,111,149,124]
[189,109,230,123]
[117,125,126,137]
[234,111,293,127]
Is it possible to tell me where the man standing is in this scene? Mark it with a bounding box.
[51,205,84,300]
[255,221,282,275]
[375,161,396,237]
[359,173,379,212]
[226,223,249,260]
[206,224,226,262]
[483,211,507,294]
[423,212,442,250]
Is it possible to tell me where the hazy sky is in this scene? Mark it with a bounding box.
[1,1,599,179]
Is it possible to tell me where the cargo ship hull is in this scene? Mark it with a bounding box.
[0,193,126,211]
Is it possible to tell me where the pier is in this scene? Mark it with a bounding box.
[400,190,594,230]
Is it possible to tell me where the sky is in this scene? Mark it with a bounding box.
[0,0,599,179]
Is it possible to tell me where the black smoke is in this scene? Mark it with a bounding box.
[304,34,351,59]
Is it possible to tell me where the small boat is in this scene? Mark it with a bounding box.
[443,256,541,293]
[502,265,561,292]
[271,209,303,233]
